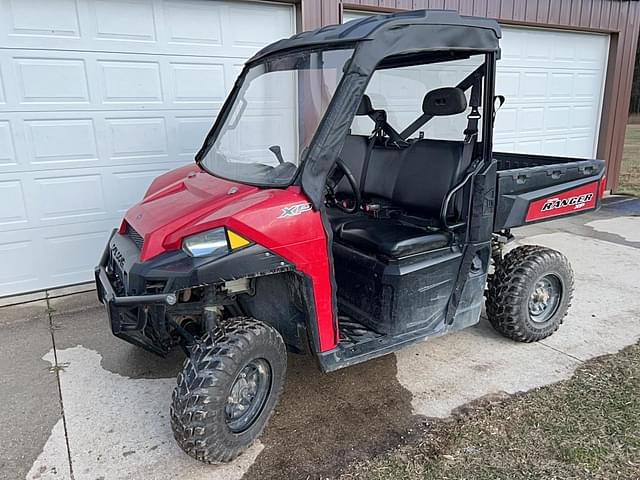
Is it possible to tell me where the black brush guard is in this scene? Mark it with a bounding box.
[95,230,175,356]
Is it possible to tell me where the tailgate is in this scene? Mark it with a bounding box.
[493,152,606,231]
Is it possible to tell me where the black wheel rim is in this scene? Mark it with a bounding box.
[528,274,562,323]
[225,358,272,433]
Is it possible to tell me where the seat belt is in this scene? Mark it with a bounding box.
[444,79,483,325]
[359,111,386,197]
[448,79,482,221]
[462,80,482,175]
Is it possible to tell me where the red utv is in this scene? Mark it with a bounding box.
[96,10,606,463]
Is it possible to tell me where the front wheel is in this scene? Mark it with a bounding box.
[170,317,287,463]
[486,245,574,342]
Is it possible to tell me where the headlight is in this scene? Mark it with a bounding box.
[182,227,251,258]
[183,228,229,258]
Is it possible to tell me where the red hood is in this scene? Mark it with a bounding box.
[124,165,261,260]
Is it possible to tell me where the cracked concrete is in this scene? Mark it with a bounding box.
[1,197,639,480]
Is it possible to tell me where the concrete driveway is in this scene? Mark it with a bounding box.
[1,197,639,480]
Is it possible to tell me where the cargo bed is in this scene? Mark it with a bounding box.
[493,151,606,231]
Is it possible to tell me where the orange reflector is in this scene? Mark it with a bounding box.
[227,230,251,250]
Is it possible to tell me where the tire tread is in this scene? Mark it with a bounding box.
[170,317,286,463]
[486,245,574,342]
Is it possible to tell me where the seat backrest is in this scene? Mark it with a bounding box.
[338,138,466,219]
[336,134,368,196]
[389,139,464,218]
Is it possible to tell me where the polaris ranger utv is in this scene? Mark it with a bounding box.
[96,10,606,463]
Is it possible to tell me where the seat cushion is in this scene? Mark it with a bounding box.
[335,218,449,258]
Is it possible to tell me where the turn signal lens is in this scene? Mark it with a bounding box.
[226,230,251,250]
[182,228,252,258]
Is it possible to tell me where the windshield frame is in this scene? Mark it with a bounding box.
[194,45,356,189]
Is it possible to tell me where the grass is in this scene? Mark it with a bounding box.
[619,123,640,197]
[343,343,640,480]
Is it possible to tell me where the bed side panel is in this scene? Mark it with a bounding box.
[493,152,605,230]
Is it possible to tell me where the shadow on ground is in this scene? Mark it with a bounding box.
[245,353,421,480]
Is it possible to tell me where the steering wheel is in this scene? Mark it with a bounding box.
[326,158,361,214]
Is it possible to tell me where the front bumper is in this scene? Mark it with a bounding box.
[95,231,176,306]
[95,228,293,356]
[95,230,175,356]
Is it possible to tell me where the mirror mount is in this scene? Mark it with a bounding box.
[269,145,285,165]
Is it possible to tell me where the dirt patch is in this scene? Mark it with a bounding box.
[342,343,640,480]
[620,124,640,197]
[244,353,422,480]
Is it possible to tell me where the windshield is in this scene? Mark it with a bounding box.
[199,48,354,187]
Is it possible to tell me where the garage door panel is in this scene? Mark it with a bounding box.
[228,2,295,48]
[549,73,573,97]
[520,72,549,98]
[105,116,168,159]
[169,61,227,104]
[163,0,223,47]
[98,59,163,104]
[35,173,107,224]
[0,235,40,291]
[24,118,99,165]
[517,107,545,132]
[495,70,519,97]
[0,179,27,228]
[14,56,90,104]
[0,120,16,166]
[44,229,109,283]
[2,0,81,39]
[493,107,517,135]
[92,0,157,43]
[174,115,215,157]
[575,73,603,98]
[546,106,571,131]
[0,0,294,59]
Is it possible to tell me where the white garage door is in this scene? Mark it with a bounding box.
[0,0,295,297]
[494,27,608,158]
[343,11,608,158]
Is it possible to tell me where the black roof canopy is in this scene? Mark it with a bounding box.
[249,10,501,65]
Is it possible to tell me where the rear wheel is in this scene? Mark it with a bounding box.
[486,245,574,342]
[170,317,286,463]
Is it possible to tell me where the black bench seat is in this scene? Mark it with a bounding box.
[333,217,449,258]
